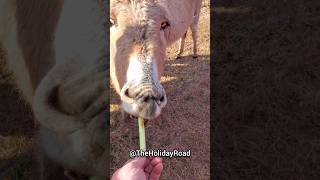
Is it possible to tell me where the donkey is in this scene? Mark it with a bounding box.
[110,0,202,120]
[1,0,107,179]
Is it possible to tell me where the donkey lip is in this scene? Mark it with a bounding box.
[129,115,150,124]
[129,115,150,125]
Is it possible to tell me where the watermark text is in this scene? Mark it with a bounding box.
[129,149,191,158]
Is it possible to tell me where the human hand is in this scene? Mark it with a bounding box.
[111,157,163,180]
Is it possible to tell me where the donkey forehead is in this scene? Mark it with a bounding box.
[112,1,166,25]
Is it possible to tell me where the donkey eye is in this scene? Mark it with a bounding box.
[160,21,170,30]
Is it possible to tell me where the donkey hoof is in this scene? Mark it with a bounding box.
[176,55,182,59]
[192,54,198,59]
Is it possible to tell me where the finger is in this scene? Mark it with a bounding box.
[144,156,151,167]
[150,157,162,166]
[123,156,143,165]
[145,173,150,180]
[149,163,163,180]
[147,156,162,164]
[129,157,147,168]
[144,163,153,173]
[148,156,155,161]
[144,157,162,173]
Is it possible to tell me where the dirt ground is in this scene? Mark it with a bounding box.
[110,4,210,180]
[214,0,320,179]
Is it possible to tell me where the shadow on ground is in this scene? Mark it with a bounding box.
[0,57,35,179]
[213,0,320,179]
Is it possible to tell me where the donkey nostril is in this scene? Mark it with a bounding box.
[159,96,165,102]
[143,96,150,102]
[124,88,130,97]
[124,88,135,99]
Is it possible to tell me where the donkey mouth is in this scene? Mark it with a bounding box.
[121,100,163,120]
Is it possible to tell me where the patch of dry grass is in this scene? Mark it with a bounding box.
[0,135,33,160]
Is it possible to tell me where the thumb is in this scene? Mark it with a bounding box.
[128,157,147,168]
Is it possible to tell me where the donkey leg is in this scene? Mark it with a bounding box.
[177,31,187,59]
[191,14,200,59]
